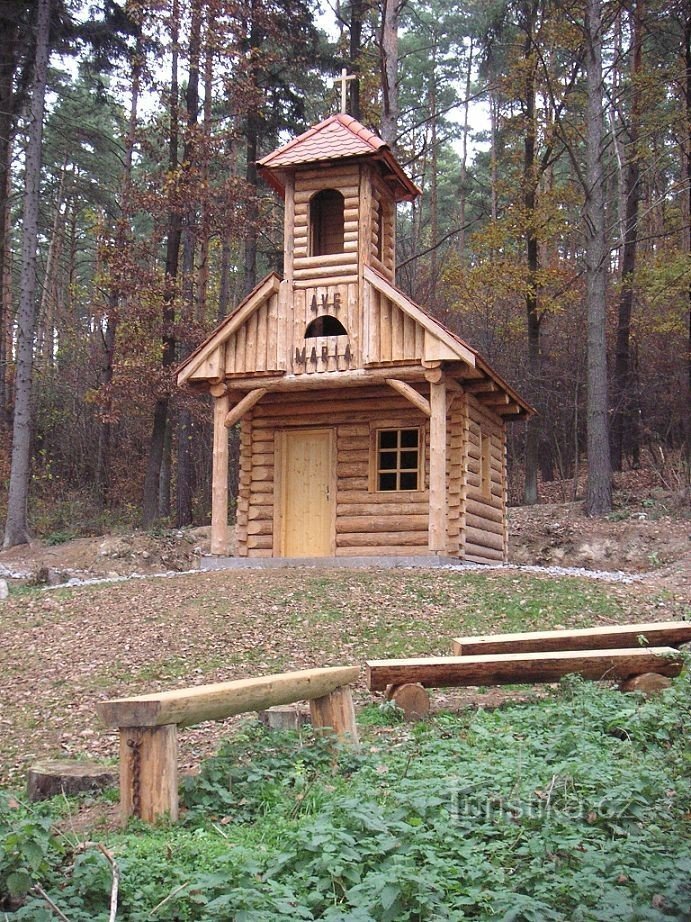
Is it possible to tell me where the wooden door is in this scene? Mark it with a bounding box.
[279,429,335,557]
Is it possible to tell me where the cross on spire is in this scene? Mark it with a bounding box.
[332,67,356,114]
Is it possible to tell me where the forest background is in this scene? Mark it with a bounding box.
[0,0,689,547]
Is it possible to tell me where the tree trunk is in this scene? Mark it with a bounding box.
[584,0,612,516]
[143,0,182,526]
[458,37,473,257]
[349,0,364,120]
[95,40,141,508]
[429,50,438,313]
[611,0,643,472]
[522,4,542,506]
[0,17,18,424]
[3,0,50,548]
[176,0,201,527]
[379,0,400,147]
[683,13,691,478]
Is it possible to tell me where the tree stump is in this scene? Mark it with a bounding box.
[620,673,673,696]
[386,683,430,721]
[27,760,117,801]
[258,705,311,731]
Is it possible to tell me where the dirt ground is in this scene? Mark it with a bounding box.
[1,475,689,593]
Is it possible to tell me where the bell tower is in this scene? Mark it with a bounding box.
[257,115,419,375]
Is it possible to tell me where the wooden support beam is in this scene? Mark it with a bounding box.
[385,378,431,416]
[466,380,497,394]
[309,685,359,742]
[97,666,361,728]
[424,366,443,384]
[210,392,230,555]
[224,365,426,392]
[494,403,523,416]
[119,725,178,824]
[481,393,510,407]
[452,621,691,657]
[224,388,267,428]
[428,379,447,552]
[366,648,683,692]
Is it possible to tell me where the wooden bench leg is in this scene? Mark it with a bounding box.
[119,725,178,825]
[309,685,359,744]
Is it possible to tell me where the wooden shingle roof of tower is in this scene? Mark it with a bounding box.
[258,113,420,202]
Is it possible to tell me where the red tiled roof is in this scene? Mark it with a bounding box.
[258,114,420,202]
[258,114,386,169]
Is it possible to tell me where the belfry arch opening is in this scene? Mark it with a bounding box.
[305,315,348,338]
[310,189,344,256]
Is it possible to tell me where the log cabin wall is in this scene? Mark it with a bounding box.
[288,164,362,374]
[446,397,466,557]
[235,387,431,558]
[368,171,395,281]
[292,164,360,281]
[462,395,507,563]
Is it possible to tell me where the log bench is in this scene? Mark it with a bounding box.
[366,647,683,699]
[451,620,691,656]
[97,665,360,825]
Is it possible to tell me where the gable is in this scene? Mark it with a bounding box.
[363,267,476,368]
[176,273,282,386]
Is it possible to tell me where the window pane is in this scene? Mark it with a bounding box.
[379,451,397,470]
[400,429,418,448]
[379,472,397,491]
[379,430,397,449]
[400,451,418,469]
[399,471,418,490]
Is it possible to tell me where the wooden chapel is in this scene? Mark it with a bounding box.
[176,113,533,563]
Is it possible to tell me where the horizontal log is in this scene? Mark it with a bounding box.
[366,648,683,692]
[463,541,504,562]
[335,545,430,557]
[294,185,359,202]
[465,512,504,537]
[466,496,503,522]
[337,447,370,461]
[452,621,691,657]
[247,520,272,536]
[296,164,360,180]
[336,531,428,547]
[294,274,358,289]
[294,252,359,269]
[338,515,429,533]
[230,366,426,393]
[465,524,505,552]
[247,534,273,549]
[294,264,358,280]
[97,666,361,728]
[337,501,429,516]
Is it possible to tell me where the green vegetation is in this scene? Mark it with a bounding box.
[2,670,689,920]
